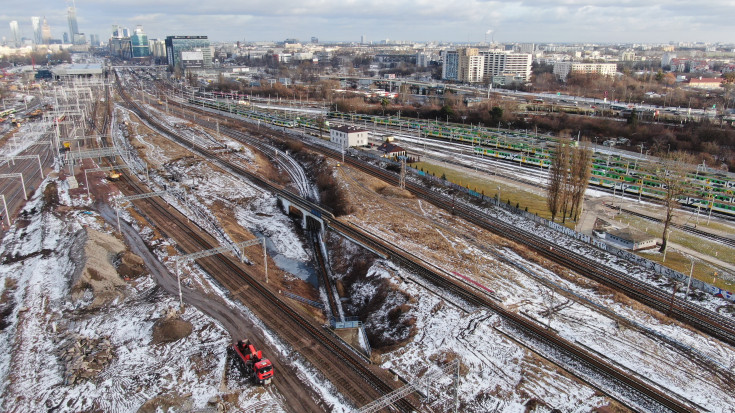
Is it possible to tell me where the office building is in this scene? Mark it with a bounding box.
[31,17,42,45]
[165,36,212,70]
[9,21,20,48]
[111,24,124,38]
[109,37,132,59]
[149,39,167,63]
[130,26,150,59]
[553,62,617,81]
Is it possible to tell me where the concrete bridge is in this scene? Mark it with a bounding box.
[277,195,325,232]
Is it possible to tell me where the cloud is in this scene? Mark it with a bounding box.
[2,0,733,43]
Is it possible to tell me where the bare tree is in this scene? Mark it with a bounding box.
[568,141,593,221]
[648,151,696,254]
[547,139,571,222]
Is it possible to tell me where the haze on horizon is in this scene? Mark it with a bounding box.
[2,0,733,45]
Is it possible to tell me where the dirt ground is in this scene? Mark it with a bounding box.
[71,228,128,308]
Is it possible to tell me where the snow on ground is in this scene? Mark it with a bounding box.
[113,96,732,411]
[339,163,734,411]
[0,180,258,411]
[369,262,610,412]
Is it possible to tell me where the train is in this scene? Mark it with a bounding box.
[185,95,735,218]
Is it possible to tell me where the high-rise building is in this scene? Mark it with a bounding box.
[63,32,69,44]
[67,4,79,41]
[458,48,485,83]
[443,48,532,84]
[9,21,20,48]
[479,50,532,82]
[442,50,459,81]
[165,36,212,70]
[41,17,52,44]
[149,39,167,63]
[131,26,150,59]
[31,17,42,45]
[443,48,484,83]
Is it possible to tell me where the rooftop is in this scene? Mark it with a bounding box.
[331,125,368,133]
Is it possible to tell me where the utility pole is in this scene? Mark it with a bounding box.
[399,157,406,190]
[685,259,694,299]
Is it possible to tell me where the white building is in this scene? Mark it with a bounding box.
[443,48,532,84]
[480,50,532,82]
[330,125,368,148]
[553,62,617,81]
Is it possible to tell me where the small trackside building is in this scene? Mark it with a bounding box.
[377,141,406,160]
[604,227,657,251]
[330,125,368,148]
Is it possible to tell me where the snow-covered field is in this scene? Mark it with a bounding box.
[0,183,235,411]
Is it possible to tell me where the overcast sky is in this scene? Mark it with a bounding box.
[2,0,734,45]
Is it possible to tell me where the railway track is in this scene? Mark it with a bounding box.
[144,87,707,412]
[352,157,735,345]
[167,89,735,345]
[114,74,418,412]
[169,90,735,348]
[326,218,697,412]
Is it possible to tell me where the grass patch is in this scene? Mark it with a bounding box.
[615,214,735,267]
[410,161,557,221]
[614,214,735,290]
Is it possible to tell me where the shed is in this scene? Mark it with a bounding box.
[605,227,657,251]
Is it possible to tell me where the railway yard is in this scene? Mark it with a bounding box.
[0,66,734,412]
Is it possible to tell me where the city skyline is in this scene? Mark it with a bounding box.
[1,0,734,45]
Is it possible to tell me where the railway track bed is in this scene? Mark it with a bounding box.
[115,74,735,408]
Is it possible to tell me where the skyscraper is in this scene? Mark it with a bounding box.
[9,21,20,48]
[67,3,79,41]
[31,17,42,45]
[41,17,52,44]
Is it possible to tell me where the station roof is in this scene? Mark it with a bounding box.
[51,63,103,77]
